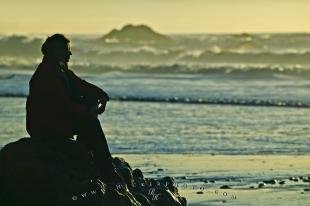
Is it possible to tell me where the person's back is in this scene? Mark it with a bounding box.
[27,57,75,138]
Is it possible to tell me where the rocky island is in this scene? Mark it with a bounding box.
[99,24,174,45]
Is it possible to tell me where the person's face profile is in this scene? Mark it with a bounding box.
[54,42,72,63]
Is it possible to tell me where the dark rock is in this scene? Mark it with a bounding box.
[258,183,266,188]
[0,138,187,206]
[0,138,106,206]
[209,180,215,183]
[279,180,285,185]
[99,24,174,45]
[219,185,231,189]
[196,191,203,194]
[289,177,299,182]
[133,168,144,179]
[113,157,134,187]
[157,176,177,193]
[263,179,277,184]
[303,179,310,183]
[113,156,132,170]
[302,177,310,183]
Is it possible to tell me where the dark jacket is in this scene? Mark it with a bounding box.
[26,58,107,139]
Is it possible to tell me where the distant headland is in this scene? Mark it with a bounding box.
[99,24,173,44]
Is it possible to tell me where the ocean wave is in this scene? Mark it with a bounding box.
[113,96,310,108]
[1,61,310,75]
[180,50,310,65]
[1,93,309,108]
[1,49,310,69]
[0,74,15,80]
[1,33,310,67]
[0,35,43,58]
[94,46,310,56]
[73,63,310,75]
[1,32,310,74]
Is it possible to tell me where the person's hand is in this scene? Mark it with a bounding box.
[97,101,107,114]
[97,94,109,114]
[100,92,110,103]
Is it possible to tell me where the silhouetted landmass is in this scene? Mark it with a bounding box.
[99,24,173,44]
[0,138,187,206]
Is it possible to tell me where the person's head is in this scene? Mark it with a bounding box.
[41,34,72,63]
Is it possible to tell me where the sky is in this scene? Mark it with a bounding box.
[0,0,310,34]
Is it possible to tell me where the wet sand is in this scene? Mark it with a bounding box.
[116,154,310,206]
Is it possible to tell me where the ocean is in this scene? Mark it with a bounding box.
[2,32,310,205]
[0,33,310,155]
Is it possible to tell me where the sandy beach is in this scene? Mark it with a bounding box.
[117,154,310,205]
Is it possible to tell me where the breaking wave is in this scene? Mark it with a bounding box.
[1,61,310,75]
[1,92,309,108]
[1,33,310,70]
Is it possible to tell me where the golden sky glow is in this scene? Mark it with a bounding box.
[1,0,310,34]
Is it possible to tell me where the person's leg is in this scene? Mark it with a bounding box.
[76,117,123,183]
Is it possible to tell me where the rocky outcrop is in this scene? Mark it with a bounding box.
[0,138,186,206]
[99,24,173,44]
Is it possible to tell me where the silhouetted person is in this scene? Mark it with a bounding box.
[26,34,123,185]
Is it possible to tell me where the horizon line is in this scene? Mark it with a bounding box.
[1,31,310,36]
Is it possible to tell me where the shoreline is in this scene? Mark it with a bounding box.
[116,154,310,205]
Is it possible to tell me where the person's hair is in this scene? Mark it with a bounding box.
[41,34,70,56]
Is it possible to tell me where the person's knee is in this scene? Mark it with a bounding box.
[79,116,99,127]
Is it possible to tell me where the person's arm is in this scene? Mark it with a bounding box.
[68,70,109,101]
[33,73,94,119]
[60,87,94,119]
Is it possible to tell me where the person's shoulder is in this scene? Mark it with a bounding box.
[66,68,76,75]
[31,62,58,83]
[66,69,80,79]
[37,61,60,75]
[38,60,55,70]
[33,61,48,72]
